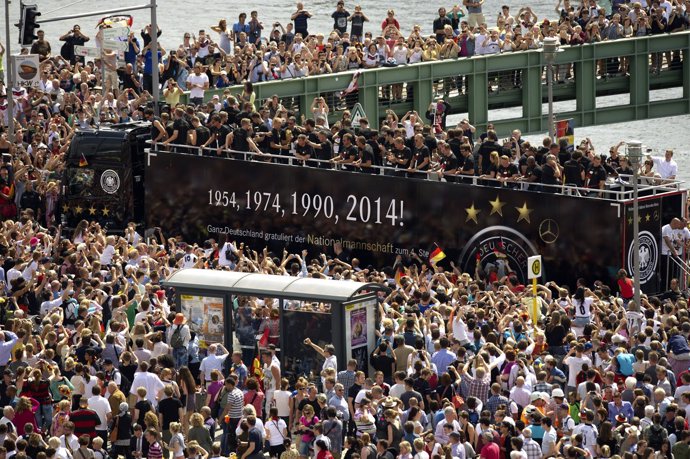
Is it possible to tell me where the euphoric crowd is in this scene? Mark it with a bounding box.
[0,194,688,459]
[0,3,689,459]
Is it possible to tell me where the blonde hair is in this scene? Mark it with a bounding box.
[137,386,147,398]
[48,437,61,449]
[190,413,204,428]
[169,422,181,433]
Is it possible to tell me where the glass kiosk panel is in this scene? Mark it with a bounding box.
[282,300,332,383]
[180,294,225,348]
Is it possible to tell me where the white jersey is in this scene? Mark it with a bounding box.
[574,297,594,318]
[573,423,598,457]
[626,310,646,335]
[181,253,198,269]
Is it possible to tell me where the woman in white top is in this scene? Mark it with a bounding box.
[571,287,595,327]
[273,378,292,423]
[211,20,232,54]
[169,422,186,459]
[48,436,73,459]
[265,407,289,455]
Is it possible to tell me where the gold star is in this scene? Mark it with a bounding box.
[465,203,480,224]
[88,206,97,215]
[489,196,506,217]
[62,204,69,213]
[645,214,651,222]
[628,217,633,225]
[102,206,110,216]
[639,215,643,223]
[515,202,533,223]
[74,204,83,215]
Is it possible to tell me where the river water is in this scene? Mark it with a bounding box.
[2,0,689,180]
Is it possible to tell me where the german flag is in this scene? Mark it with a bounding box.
[429,245,446,265]
[79,153,88,167]
[394,263,405,286]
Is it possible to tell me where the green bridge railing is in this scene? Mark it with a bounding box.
[188,31,690,136]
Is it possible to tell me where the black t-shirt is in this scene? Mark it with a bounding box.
[541,163,560,185]
[433,17,453,41]
[525,164,543,182]
[461,154,475,174]
[298,397,321,416]
[497,163,519,179]
[410,145,431,171]
[332,10,350,34]
[135,399,153,426]
[295,142,315,166]
[439,153,459,173]
[270,128,286,155]
[399,390,423,410]
[158,397,183,429]
[247,427,264,459]
[348,383,362,401]
[210,124,231,150]
[341,144,359,171]
[358,145,376,173]
[315,140,333,166]
[172,118,190,145]
[194,126,211,147]
[563,159,584,186]
[587,164,607,189]
[392,146,411,170]
[232,128,250,152]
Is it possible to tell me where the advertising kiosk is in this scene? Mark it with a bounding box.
[164,269,386,380]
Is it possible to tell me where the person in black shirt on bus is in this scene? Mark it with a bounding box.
[408,134,431,178]
[333,133,358,171]
[306,130,332,168]
[387,137,411,178]
[435,141,458,182]
[563,150,585,188]
[294,134,315,166]
[541,154,562,193]
[203,114,231,157]
[586,155,608,197]
[162,107,190,153]
[188,116,210,154]
[354,136,376,173]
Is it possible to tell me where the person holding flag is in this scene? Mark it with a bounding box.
[429,244,446,265]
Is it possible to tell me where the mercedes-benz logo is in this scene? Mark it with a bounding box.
[539,219,559,244]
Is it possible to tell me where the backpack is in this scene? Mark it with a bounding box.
[170,326,185,349]
[647,424,667,450]
[109,369,132,396]
[63,298,79,325]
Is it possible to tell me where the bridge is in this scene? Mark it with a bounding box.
[188,31,690,136]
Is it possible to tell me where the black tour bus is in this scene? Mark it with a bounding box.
[61,122,149,231]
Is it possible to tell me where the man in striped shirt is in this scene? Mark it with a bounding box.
[220,377,245,456]
[145,429,163,459]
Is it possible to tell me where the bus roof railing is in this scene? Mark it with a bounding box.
[145,140,684,203]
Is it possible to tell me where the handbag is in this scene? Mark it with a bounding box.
[109,417,119,442]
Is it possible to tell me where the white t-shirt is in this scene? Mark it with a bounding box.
[652,156,678,179]
[626,311,645,335]
[200,353,229,381]
[187,73,209,99]
[88,395,112,430]
[661,224,689,256]
[181,252,198,268]
[564,355,592,388]
[273,390,292,417]
[100,245,116,265]
[452,316,469,343]
[266,418,288,446]
[574,297,594,318]
[573,423,598,457]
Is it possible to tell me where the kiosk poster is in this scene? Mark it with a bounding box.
[180,294,224,346]
[350,309,367,348]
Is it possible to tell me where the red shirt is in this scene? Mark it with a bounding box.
[481,442,500,459]
[618,277,634,299]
